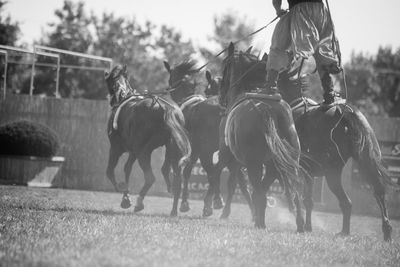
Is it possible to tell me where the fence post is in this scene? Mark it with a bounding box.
[0,50,7,100]
[29,46,37,96]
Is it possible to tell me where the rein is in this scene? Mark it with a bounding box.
[221,53,266,106]
[196,14,281,72]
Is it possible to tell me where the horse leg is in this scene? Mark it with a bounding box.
[180,153,198,213]
[294,191,305,233]
[123,153,136,192]
[220,162,237,219]
[161,145,172,194]
[200,153,216,217]
[324,167,352,236]
[303,174,314,232]
[247,160,265,229]
[212,158,224,210]
[135,150,156,213]
[106,146,123,192]
[120,153,137,209]
[236,167,255,221]
[170,155,182,217]
[359,161,392,241]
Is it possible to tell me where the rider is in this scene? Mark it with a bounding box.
[264,0,343,105]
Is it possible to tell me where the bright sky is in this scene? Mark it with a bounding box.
[5,0,400,63]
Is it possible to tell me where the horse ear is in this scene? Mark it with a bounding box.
[261,53,268,62]
[163,61,171,73]
[205,70,212,83]
[104,70,110,79]
[246,46,253,53]
[228,42,234,56]
[122,65,128,76]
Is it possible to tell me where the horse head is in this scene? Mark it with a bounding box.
[164,60,200,104]
[219,42,267,107]
[104,65,136,107]
[204,70,222,97]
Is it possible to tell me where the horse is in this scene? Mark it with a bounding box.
[277,70,399,241]
[220,42,306,230]
[105,65,191,216]
[162,60,228,217]
[205,70,255,219]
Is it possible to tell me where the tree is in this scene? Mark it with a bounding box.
[93,13,197,93]
[342,52,385,116]
[374,46,400,117]
[26,0,95,98]
[200,11,256,76]
[0,0,20,46]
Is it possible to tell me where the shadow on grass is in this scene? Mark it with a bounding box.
[3,203,207,221]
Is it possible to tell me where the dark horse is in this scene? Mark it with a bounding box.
[278,70,399,241]
[162,60,254,218]
[205,70,255,219]
[220,42,306,230]
[162,60,225,216]
[105,65,191,216]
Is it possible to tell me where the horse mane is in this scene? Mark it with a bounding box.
[173,60,199,77]
[106,65,124,81]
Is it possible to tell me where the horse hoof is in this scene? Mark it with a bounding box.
[255,223,266,229]
[383,223,392,242]
[220,209,230,219]
[179,201,190,212]
[384,235,392,242]
[335,231,349,237]
[117,182,128,193]
[170,210,178,217]
[120,195,131,209]
[134,203,144,212]
[304,224,312,232]
[203,207,213,217]
[213,198,224,210]
[219,211,230,220]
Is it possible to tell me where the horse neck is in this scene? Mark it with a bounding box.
[170,86,196,104]
[226,82,246,108]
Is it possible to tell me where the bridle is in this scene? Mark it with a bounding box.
[220,52,266,106]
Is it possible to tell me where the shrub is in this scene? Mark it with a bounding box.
[0,120,60,157]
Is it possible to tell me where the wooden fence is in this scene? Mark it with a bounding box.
[0,95,166,194]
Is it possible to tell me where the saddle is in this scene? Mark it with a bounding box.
[179,94,206,110]
[112,95,145,130]
[228,92,282,113]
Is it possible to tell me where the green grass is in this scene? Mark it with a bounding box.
[0,185,399,266]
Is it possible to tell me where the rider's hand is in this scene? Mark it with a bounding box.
[276,9,288,17]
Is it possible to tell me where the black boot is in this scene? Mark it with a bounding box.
[321,72,342,105]
[260,69,280,96]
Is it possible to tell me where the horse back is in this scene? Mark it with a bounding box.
[225,99,293,163]
[108,97,170,150]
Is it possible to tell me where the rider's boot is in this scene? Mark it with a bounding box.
[260,69,281,96]
[321,72,342,106]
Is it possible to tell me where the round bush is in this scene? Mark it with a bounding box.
[0,120,60,157]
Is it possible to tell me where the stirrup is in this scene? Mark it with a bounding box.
[321,95,346,106]
[257,86,281,96]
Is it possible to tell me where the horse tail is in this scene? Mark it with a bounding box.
[163,104,192,167]
[262,116,303,198]
[344,108,399,188]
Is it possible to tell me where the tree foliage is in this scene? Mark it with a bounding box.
[0,1,20,46]
[374,47,400,117]
[343,47,400,117]
[200,11,256,76]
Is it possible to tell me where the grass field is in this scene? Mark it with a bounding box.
[0,185,399,266]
